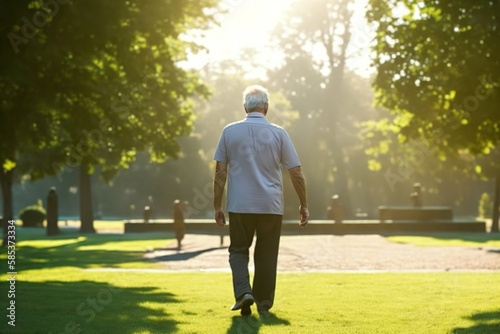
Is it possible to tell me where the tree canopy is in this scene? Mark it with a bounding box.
[1,0,218,236]
[367,0,499,152]
[367,0,500,230]
[270,0,358,216]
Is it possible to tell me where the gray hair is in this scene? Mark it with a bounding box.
[243,85,269,112]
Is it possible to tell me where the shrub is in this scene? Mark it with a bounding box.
[478,192,493,219]
[19,200,46,227]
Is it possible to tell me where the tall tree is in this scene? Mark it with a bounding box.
[1,0,218,234]
[0,0,60,244]
[270,0,357,216]
[367,0,500,231]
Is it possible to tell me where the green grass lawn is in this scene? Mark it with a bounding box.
[387,233,500,247]
[56,220,126,233]
[1,227,499,334]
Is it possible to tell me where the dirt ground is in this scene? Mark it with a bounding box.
[142,234,500,272]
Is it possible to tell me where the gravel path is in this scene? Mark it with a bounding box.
[140,234,500,272]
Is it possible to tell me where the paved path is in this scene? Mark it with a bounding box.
[133,234,500,273]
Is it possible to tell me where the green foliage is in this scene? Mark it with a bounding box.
[1,0,220,231]
[1,0,220,172]
[15,0,219,177]
[19,200,46,227]
[367,0,500,154]
[479,193,493,219]
[367,0,500,230]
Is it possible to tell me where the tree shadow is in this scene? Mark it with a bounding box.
[0,280,180,334]
[16,225,174,243]
[226,312,290,334]
[149,247,226,262]
[451,309,500,334]
[15,231,173,271]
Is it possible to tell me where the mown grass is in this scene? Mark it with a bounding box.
[0,226,499,333]
[387,233,500,247]
[5,225,173,270]
[1,271,499,334]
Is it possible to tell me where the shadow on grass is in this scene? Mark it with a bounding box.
[16,225,172,241]
[0,280,180,334]
[14,228,174,271]
[226,312,290,334]
[150,247,227,262]
[451,309,500,334]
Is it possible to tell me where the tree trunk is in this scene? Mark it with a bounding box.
[331,145,352,218]
[327,65,352,218]
[79,165,95,234]
[491,173,500,233]
[1,168,14,246]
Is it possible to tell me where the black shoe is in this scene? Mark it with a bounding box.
[230,293,254,311]
[240,305,252,316]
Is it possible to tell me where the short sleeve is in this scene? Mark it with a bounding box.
[280,130,300,169]
[214,130,227,163]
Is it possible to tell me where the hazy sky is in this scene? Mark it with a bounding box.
[191,0,376,79]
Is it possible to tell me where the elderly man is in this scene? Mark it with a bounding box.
[213,85,309,316]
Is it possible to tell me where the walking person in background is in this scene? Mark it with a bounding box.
[172,199,186,250]
[213,85,309,316]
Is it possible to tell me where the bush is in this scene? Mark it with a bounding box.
[20,200,46,227]
[478,192,493,219]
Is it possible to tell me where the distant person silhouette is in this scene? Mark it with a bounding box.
[46,187,60,236]
[173,200,186,250]
[410,183,423,207]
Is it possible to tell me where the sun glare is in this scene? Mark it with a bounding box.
[187,0,375,79]
[206,0,293,59]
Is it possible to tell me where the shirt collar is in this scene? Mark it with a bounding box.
[246,112,266,118]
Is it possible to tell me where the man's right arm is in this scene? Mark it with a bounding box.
[213,161,227,227]
[288,166,309,226]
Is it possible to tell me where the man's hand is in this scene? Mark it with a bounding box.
[214,208,226,227]
[299,206,309,227]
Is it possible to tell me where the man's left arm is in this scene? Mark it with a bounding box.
[213,161,227,227]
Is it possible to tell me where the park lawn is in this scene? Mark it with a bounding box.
[12,219,129,233]
[0,270,499,334]
[38,220,126,233]
[93,220,127,232]
[387,233,500,247]
[3,225,175,270]
[1,231,499,333]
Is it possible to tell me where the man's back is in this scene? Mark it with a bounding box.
[214,112,300,215]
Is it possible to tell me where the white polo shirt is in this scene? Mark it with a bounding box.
[214,112,301,215]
